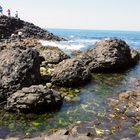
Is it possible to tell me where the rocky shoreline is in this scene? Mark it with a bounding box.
[44,89,140,140]
[0,16,140,139]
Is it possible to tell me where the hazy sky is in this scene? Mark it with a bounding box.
[0,0,140,31]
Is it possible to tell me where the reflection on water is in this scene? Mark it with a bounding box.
[1,62,140,136]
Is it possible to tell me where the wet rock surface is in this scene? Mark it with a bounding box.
[39,46,70,65]
[44,90,140,140]
[6,85,63,114]
[0,47,41,101]
[77,38,139,72]
[0,15,64,41]
[51,58,92,87]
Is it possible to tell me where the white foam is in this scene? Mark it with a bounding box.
[39,39,99,55]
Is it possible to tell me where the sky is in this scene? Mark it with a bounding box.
[0,0,140,31]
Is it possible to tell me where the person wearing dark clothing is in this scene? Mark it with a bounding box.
[15,11,18,18]
[0,5,3,15]
[7,9,11,17]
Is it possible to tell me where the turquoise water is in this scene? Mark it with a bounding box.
[1,29,140,137]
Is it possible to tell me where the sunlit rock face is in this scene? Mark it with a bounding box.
[0,46,41,101]
[51,58,91,87]
[77,38,139,72]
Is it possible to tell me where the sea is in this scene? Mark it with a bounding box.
[1,29,140,137]
[41,28,140,55]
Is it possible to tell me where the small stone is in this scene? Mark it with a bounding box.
[119,92,130,100]
[122,121,134,129]
[108,98,119,106]
[117,106,127,113]
[46,83,52,88]
[54,129,69,135]
[125,110,136,117]
[121,128,137,138]
[136,101,140,107]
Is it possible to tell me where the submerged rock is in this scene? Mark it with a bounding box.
[77,38,139,72]
[6,85,63,114]
[0,47,41,101]
[39,46,70,65]
[51,58,91,87]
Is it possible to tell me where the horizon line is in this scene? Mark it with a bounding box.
[46,27,140,32]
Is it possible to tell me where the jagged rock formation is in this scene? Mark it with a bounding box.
[0,46,41,101]
[51,58,91,87]
[0,15,64,41]
[39,46,70,65]
[77,38,139,72]
[6,85,63,114]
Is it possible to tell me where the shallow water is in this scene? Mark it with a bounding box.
[1,29,140,137]
[1,64,140,137]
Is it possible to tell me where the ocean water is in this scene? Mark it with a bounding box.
[41,28,140,55]
[1,29,140,137]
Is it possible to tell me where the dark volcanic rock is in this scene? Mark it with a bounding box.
[39,46,70,65]
[6,85,63,114]
[0,47,41,101]
[0,15,64,41]
[86,38,139,72]
[0,16,23,39]
[51,58,91,87]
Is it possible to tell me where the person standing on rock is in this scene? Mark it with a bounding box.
[0,5,3,15]
[18,31,23,40]
[7,9,11,17]
[15,11,18,19]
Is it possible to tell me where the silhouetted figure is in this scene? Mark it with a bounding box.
[15,11,18,19]
[7,9,11,17]
[0,5,3,15]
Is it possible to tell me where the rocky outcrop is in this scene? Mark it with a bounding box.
[0,47,41,101]
[77,38,139,72]
[39,46,70,65]
[51,58,91,87]
[0,15,22,39]
[0,15,64,41]
[6,85,63,114]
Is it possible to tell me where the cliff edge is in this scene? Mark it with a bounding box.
[0,15,64,41]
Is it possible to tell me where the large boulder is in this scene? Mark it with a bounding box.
[0,15,65,41]
[0,46,41,101]
[51,58,91,87]
[86,38,139,72]
[6,85,63,114]
[39,46,70,65]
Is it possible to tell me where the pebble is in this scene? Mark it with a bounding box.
[119,92,130,100]
[118,105,127,113]
[125,110,136,117]
[108,98,119,106]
